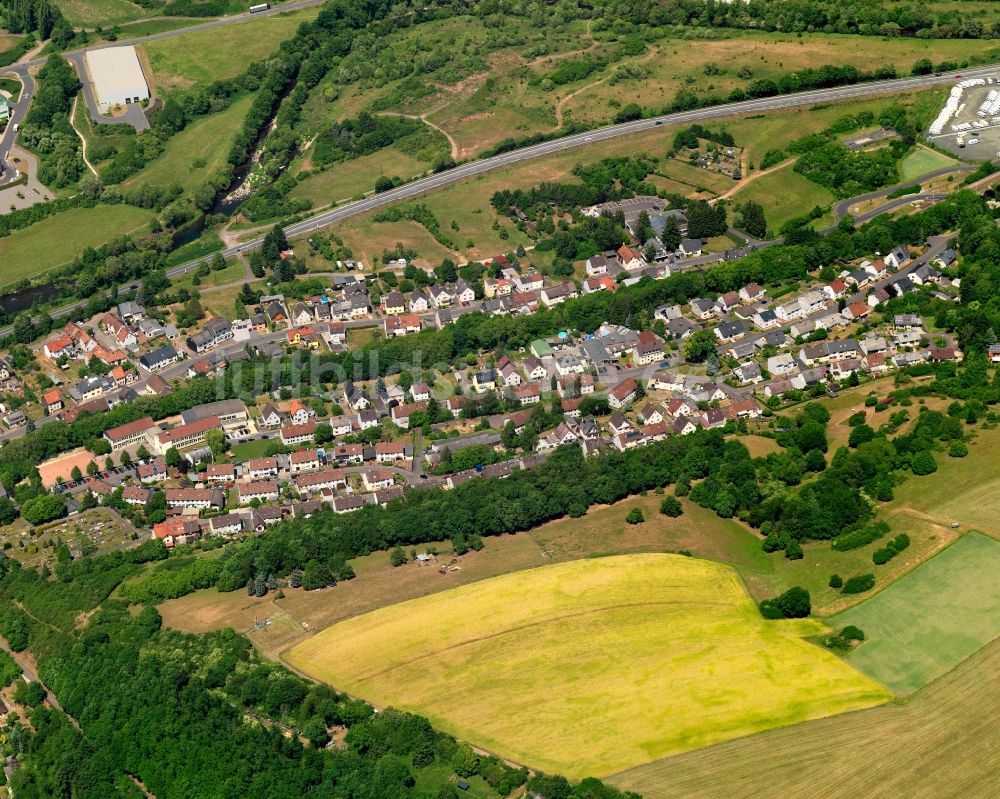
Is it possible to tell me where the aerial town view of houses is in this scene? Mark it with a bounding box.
[0,0,999,796]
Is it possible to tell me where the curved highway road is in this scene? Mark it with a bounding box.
[1,47,998,335]
[832,164,976,220]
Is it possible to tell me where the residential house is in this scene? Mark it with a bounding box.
[186,318,233,354]
[327,443,364,465]
[290,303,314,327]
[43,390,63,416]
[766,353,798,376]
[139,344,180,372]
[540,281,578,308]
[689,298,715,320]
[513,383,542,405]
[288,399,314,425]
[204,464,236,483]
[390,402,426,430]
[823,279,848,300]
[884,245,910,269]
[455,279,476,304]
[617,244,646,271]
[164,488,224,511]
[609,378,638,409]
[384,314,422,337]
[733,361,763,384]
[122,486,151,506]
[237,480,280,505]
[207,513,243,537]
[289,449,321,473]
[472,369,497,393]
[583,275,616,294]
[153,519,202,548]
[258,404,282,428]
[374,442,408,463]
[523,357,547,382]
[715,320,747,342]
[281,422,317,446]
[739,283,765,304]
[362,469,395,492]
[382,291,406,316]
[138,458,167,484]
[637,402,664,425]
[679,238,703,256]
[245,457,279,480]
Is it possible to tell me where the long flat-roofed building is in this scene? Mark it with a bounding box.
[85,46,150,111]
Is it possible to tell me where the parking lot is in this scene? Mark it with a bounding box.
[929,75,1000,159]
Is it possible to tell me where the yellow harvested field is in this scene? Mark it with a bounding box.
[285,554,889,778]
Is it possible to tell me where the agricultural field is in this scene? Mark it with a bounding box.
[832,532,1000,694]
[0,204,153,285]
[140,5,322,97]
[611,636,1000,799]
[285,554,889,779]
[123,94,255,193]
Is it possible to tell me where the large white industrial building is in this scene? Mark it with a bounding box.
[84,46,150,111]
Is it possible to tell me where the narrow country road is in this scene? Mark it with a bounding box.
[0,633,81,732]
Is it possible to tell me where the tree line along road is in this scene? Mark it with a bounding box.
[1,44,996,337]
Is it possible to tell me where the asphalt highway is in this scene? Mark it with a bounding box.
[1,28,998,335]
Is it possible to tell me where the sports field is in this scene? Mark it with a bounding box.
[611,636,1000,799]
[831,532,1000,694]
[898,146,960,182]
[285,554,889,778]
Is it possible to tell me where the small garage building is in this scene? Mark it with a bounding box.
[84,46,150,111]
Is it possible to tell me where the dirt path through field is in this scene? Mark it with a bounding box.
[714,157,796,202]
[69,96,99,177]
[376,108,459,160]
[553,45,659,131]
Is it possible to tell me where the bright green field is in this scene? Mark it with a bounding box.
[898,147,960,182]
[141,6,322,97]
[286,554,889,778]
[832,532,1000,695]
[125,94,254,192]
[291,148,433,208]
[735,164,835,232]
[0,205,153,285]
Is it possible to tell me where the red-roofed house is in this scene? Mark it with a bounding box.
[609,378,638,409]
[43,390,63,416]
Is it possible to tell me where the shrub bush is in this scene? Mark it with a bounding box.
[659,495,683,517]
[911,450,937,476]
[625,507,645,525]
[828,574,843,588]
[760,586,811,618]
[948,441,968,458]
[842,574,876,594]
